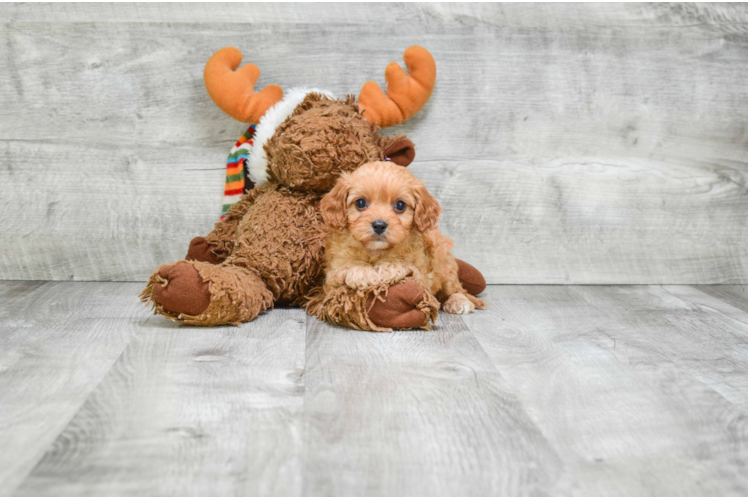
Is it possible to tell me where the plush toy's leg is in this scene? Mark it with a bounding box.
[141,261,273,326]
[307,279,439,332]
[455,259,487,296]
[186,237,225,264]
[185,188,263,264]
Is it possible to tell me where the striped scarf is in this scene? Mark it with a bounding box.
[221,124,257,218]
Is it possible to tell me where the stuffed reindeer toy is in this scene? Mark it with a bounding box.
[141,46,485,328]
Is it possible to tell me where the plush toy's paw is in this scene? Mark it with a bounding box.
[152,262,211,316]
[456,259,486,296]
[443,292,476,315]
[143,261,273,326]
[366,280,436,329]
[185,237,225,264]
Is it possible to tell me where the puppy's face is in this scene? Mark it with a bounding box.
[321,162,441,251]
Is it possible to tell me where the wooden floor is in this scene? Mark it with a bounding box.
[1,282,747,496]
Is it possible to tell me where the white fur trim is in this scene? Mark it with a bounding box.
[223,194,244,205]
[246,87,334,186]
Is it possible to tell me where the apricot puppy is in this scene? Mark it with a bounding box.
[319,161,485,320]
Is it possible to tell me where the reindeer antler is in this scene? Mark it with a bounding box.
[358,46,436,128]
[203,47,284,123]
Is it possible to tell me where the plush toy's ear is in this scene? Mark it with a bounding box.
[383,136,415,167]
[320,178,350,230]
[413,181,441,233]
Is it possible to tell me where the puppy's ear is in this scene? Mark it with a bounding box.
[413,181,441,232]
[321,178,349,230]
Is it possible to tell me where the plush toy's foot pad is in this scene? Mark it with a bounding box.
[142,261,274,326]
[185,236,225,264]
[367,280,438,330]
[306,279,439,332]
[456,259,487,296]
[150,262,212,316]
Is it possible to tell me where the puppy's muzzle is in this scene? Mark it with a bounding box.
[371,220,388,235]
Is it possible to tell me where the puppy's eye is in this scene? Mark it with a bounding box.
[355,198,367,210]
[394,200,407,213]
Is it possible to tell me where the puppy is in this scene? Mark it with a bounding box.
[319,161,485,317]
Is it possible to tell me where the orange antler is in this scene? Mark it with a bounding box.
[203,47,283,123]
[358,46,436,128]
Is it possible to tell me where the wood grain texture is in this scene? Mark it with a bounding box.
[1,3,747,282]
[302,313,562,496]
[694,285,748,312]
[0,141,226,281]
[463,285,748,495]
[2,282,748,495]
[2,3,748,28]
[16,307,307,496]
[659,285,748,411]
[0,281,142,495]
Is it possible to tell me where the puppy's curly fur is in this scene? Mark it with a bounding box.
[316,161,485,323]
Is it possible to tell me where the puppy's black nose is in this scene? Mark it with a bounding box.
[371,220,388,235]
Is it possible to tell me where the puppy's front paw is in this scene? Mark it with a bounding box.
[344,266,382,289]
[443,293,476,315]
[377,263,414,285]
[343,263,414,289]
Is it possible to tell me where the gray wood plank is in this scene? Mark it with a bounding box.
[2,148,746,284]
[0,141,226,281]
[2,3,746,27]
[464,285,748,495]
[302,313,563,496]
[1,3,748,283]
[428,156,748,284]
[14,307,307,496]
[573,285,748,414]
[659,285,748,409]
[0,2,426,24]
[694,285,748,313]
[0,281,141,495]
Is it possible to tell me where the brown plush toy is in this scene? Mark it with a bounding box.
[141,46,486,328]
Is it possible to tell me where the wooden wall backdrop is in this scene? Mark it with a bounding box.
[1,3,747,283]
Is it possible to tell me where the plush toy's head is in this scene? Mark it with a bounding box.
[264,94,381,191]
[204,46,436,192]
[265,94,420,192]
